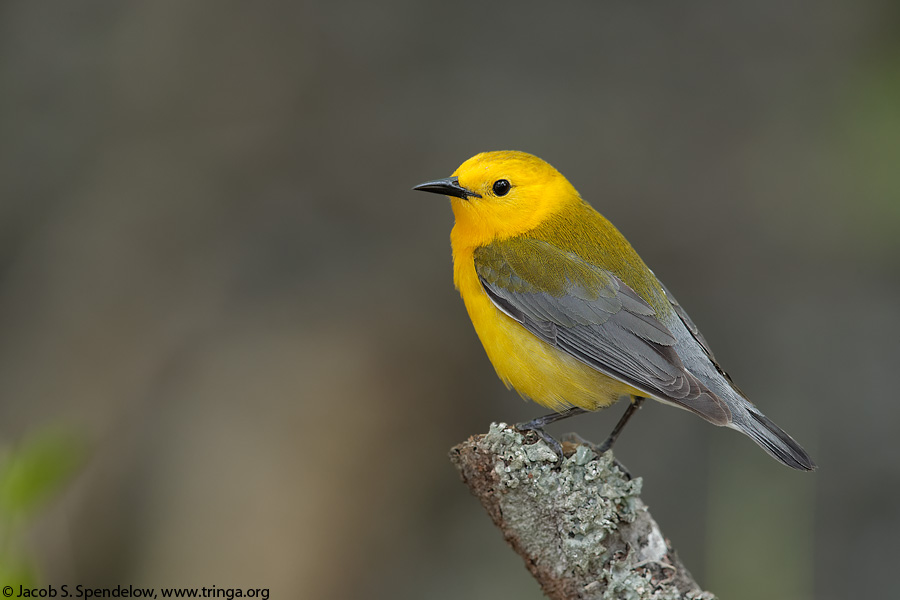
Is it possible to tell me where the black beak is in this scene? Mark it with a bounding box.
[412,176,481,200]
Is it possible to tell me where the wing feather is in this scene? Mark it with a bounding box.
[474,238,730,424]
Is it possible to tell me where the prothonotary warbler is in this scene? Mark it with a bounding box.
[414,151,815,471]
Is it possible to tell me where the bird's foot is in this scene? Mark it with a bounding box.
[515,422,565,465]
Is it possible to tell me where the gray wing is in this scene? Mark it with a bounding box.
[658,281,739,386]
[474,239,730,425]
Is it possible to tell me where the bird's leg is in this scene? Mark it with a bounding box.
[595,397,645,454]
[518,406,589,430]
[516,407,588,461]
[551,398,646,478]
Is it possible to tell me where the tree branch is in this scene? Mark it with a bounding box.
[449,423,716,600]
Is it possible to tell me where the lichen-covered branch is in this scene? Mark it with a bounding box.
[449,423,715,600]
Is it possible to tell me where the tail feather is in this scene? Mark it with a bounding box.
[730,409,816,471]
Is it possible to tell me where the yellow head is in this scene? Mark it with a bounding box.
[414,151,581,248]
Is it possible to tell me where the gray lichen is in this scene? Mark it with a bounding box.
[452,423,715,600]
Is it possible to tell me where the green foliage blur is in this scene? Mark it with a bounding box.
[0,427,87,587]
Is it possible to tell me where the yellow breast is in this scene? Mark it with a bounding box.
[452,244,642,412]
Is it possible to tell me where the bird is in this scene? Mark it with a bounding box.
[414,150,815,471]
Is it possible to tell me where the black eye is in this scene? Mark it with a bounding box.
[492,179,511,196]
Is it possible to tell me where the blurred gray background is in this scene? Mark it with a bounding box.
[2,1,899,598]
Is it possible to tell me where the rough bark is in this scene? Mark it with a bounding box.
[449,423,716,600]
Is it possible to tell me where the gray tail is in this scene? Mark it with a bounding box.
[731,409,816,471]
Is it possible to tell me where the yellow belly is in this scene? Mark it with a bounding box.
[456,257,642,412]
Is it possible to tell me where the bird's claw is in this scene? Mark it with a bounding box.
[559,432,634,479]
[516,424,565,465]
